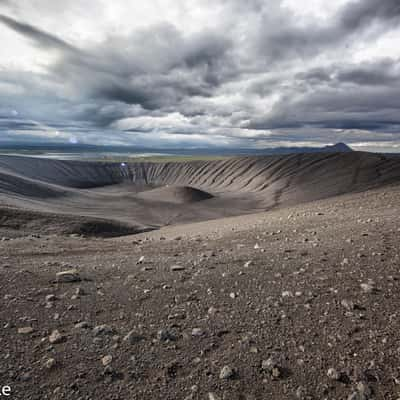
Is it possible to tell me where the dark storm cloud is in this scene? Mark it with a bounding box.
[335,60,400,86]
[293,59,400,88]
[1,0,400,149]
[33,22,234,112]
[248,84,400,132]
[0,14,233,122]
[254,0,400,65]
[96,85,154,109]
[339,0,400,30]
[92,70,217,110]
[0,14,78,52]
[94,28,233,105]
[73,103,140,128]
[247,55,400,137]
[295,68,332,83]
[0,119,38,130]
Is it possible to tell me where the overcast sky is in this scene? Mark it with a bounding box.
[0,0,400,151]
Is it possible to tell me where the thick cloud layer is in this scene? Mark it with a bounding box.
[0,0,400,151]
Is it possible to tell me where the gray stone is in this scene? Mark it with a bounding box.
[327,367,340,380]
[18,327,34,335]
[170,265,185,271]
[341,300,355,311]
[75,321,90,329]
[45,294,57,302]
[93,325,113,336]
[56,269,81,283]
[49,330,65,344]
[261,356,278,372]
[101,355,113,366]
[360,282,376,293]
[157,329,176,342]
[45,358,57,369]
[191,328,204,337]
[123,330,145,344]
[219,365,235,380]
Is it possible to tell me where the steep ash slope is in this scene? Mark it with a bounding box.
[0,152,399,236]
[129,152,400,201]
[0,155,125,188]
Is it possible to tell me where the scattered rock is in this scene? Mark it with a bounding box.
[123,330,145,344]
[261,356,278,372]
[137,256,145,264]
[170,265,185,271]
[93,325,113,336]
[157,329,176,342]
[49,330,65,344]
[56,269,81,283]
[20,373,31,382]
[45,358,57,369]
[360,281,377,293]
[18,327,34,335]
[191,328,204,337]
[219,365,235,380]
[75,321,90,329]
[45,294,57,302]
[101,355,113,366]
[341,299,355,311]
[207,306,218,316]
[261,356,282,379]
[327,367,340,381]
[271,367,282,379]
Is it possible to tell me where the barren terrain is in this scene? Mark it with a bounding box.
[0,153,400,399]
[1,152,400,233]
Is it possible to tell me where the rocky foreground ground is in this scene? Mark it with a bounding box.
[1,184,400,400]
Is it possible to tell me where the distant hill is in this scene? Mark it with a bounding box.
[320,142,353,152]
[239,142,353,155]
[0,142,353,156]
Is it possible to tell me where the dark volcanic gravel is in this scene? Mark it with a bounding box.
[1,185,400,400]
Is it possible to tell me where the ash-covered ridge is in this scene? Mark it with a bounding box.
[0,152,399,236]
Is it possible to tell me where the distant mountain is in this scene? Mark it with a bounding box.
[0,142,353,156]
[239,142,353,155]
[323,143,353,152]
